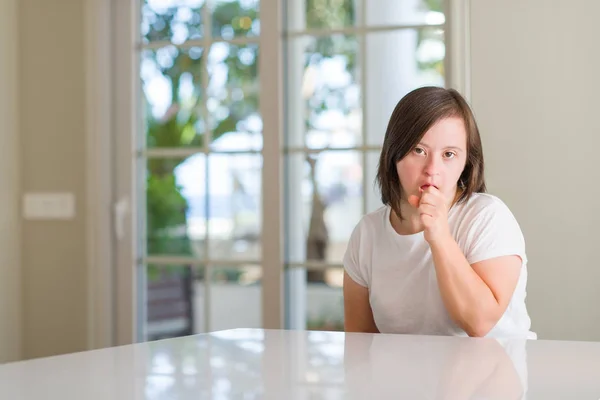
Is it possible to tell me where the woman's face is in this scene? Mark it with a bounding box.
[396,116,468,204]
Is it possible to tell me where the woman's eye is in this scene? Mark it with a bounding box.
[413,147,425,155]
[444,151,456,159]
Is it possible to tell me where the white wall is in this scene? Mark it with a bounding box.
[19,0,88,359]
[0,0,22,362]
[469,0,600,341]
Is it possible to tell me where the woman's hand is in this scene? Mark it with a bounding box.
[408,186,452,244]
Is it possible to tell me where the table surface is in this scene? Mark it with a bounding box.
[1,329,599,399]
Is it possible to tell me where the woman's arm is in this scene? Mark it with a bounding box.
[343,271,380,333]
[410,187,524,337]
[430,237,521,337]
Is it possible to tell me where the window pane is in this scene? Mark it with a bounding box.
[141,46,207,148]
[209,265,262,331]
[145,264,262,340]
[142,0,205,44]
[286,35,361,150]
[146,156,206,257]
[366,0,445,26]
[306,268,344,331]
[365,28,445,146]
[285,151,363,264]
[145,264,200,340]
[208,154,262,261]
[211,0,260,38]
[287,0,357,31]
[207,43,261,152]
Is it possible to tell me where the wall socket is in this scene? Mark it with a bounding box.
[23,192,76,220]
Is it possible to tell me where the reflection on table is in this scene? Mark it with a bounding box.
[1,329,599,399]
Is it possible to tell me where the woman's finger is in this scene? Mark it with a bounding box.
[419,193,441,207]
[419,203,437,217]
[407,194,421,208]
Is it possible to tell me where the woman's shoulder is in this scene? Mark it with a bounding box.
[453,193,527,265]
[454,192,515,221]
[344,206,391,286]
[452,192,524,243]
[356,205,389,230]
[348,205,390,242]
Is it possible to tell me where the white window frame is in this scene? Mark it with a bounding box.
[84,0,472,347]
[84,0,115,350]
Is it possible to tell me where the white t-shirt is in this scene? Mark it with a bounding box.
[343,192,537,340]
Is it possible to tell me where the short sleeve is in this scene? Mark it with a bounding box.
[343,222,369,287]
[465,199,527,266]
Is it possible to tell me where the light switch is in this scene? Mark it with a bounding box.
[23,192,76,220]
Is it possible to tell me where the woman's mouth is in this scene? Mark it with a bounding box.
[420,184,439,190]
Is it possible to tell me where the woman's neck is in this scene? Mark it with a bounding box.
[390,201,424,235]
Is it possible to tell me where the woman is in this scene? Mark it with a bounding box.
[343,86,536,339]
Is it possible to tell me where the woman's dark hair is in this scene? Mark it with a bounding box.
[376,86,486,220]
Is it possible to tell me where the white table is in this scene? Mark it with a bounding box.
[1,329,599,399]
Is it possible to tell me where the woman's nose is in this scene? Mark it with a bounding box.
[424,157,441,176]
